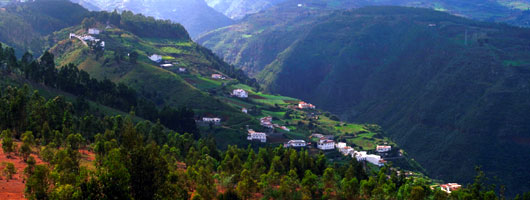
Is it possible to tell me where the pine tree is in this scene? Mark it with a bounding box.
[3,162,16,180]
[301,170,320,200]
[237,169,256,200]
[1,129,15,158]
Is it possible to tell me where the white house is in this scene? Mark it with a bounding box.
[311,133,324,139]
[241,108,248,114]
[353,151,367,160]
[247,130,266,143]
[160,64,173,68]
[317,140,335,150]
[88,28,101,35]
[336,142,347,149]
[354,152,385,167]
[202,117,221,124]
[260,116,273,128]
[298,101,316,109]
[149,54,162,63]
[376,145,392,153]
[285,140,306,148]
[232,89,248,98]
[338,146,354,156]
[211,74,224,79]
[440,183,461,193]
[178,68,187,73]
[81,35,97,42]
[366,155,385,167]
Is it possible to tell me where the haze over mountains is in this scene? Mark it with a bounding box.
[63,0,530,38]
[71,0,234,37]
[205,0,286,20]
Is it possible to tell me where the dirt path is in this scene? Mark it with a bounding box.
[0,142,45,200]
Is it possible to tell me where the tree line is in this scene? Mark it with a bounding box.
[0,44,198,138]
[0,85,528,199]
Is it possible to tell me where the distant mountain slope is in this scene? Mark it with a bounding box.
[73,0,233,37]
[0,0,89,54]
[205,0,286,19]
[197,1,334,76]
[203,6,530,196]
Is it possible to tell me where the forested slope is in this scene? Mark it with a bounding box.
[201,6,530,195]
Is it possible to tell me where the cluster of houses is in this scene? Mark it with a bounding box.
[232,89,248,98]
[247,129,267,143]
[282,133,389,167]
[309,133,388,167]
[298,101,316,109]
[69,28,105,49]
[335,142,388,167]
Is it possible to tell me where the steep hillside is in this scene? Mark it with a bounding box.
[197,1,336,76]
[204,6,530,195]
[0,0,89,54]
[198,0,530,75]
[72,0,233,37]
[49,25,256,138]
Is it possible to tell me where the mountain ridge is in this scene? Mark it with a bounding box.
[199,6,530,196]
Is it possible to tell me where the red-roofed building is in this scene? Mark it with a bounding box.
[298,101,316,109]
[440,183,461,193]
[376,145,392,153]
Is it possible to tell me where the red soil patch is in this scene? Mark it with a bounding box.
[0,142,46,200]
[79,149,95,162]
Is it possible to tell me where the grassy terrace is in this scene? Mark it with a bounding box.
[180,70,396,151]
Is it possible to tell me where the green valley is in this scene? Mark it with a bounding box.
[1,0,530,199]
[199,5,530,196]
